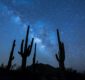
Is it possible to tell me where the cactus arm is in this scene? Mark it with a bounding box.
[29,38,34,50]
[27,38,34,56]
[24,26,30,51]
[18,51,23,57]
[56,54,59,61]
[18,40,24,57]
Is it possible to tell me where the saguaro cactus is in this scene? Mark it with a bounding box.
[18,26,34,69]
[55,29,65,70]
[7,40,16,70]
[32,43,36,72]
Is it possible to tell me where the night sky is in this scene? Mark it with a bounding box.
[0,0,85,72]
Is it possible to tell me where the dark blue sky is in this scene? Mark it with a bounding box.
[0,0,85,72]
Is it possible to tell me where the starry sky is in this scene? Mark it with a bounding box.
[0,0,85,72]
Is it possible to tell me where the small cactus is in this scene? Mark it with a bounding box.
[18,26,34,69]
[7,40,16,70]
[32,43,37,72]
[55,29,65,70]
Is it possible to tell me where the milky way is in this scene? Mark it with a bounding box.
[0,0,85,72]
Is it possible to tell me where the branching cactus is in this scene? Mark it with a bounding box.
[7,40,16,70]
[55,29,65,70]
[32,43,36,72]
[18,26,34,69]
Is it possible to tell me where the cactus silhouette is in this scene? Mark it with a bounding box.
[18,26,34,69]
[55,29,65,70]
[32,43,36,72]
[7,40,16,70]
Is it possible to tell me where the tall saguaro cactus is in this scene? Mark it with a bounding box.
[32,43,36,72]
[18,26,34,69]
[7,40,16,70]
[55,29,65,70]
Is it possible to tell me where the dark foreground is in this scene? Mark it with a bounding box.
[0,64,85,80]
